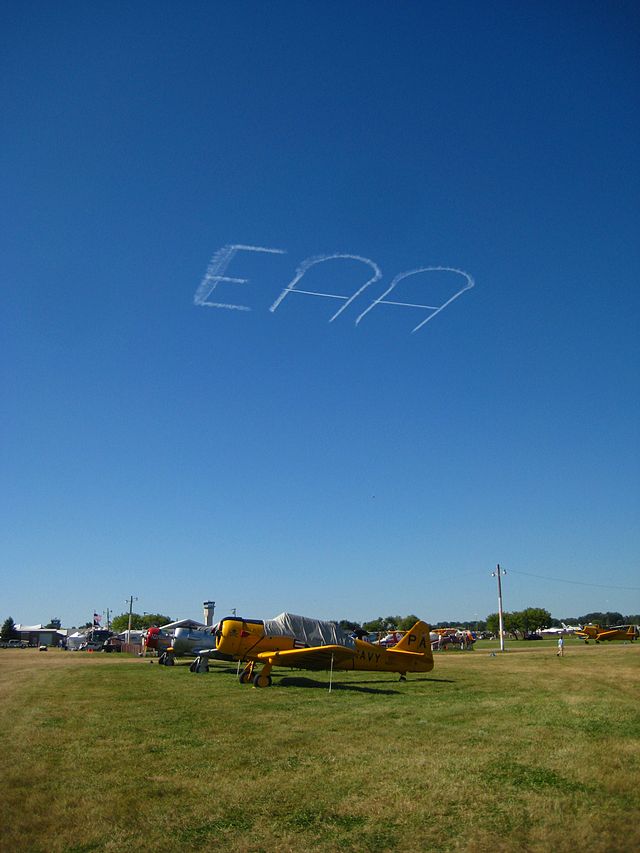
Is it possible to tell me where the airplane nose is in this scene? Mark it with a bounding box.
[144,627,160,649]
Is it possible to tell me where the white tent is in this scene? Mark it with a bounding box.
[66,631,87,650]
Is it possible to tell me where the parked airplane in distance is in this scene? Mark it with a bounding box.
[144,622,232,670]
[537,623,581,637]
[574,624,639,643]
[430,628,476,649]
[214,613,435,687]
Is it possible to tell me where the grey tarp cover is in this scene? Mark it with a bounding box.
[262,613,355,649]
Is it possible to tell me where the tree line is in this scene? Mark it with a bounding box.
[3,609,639,641]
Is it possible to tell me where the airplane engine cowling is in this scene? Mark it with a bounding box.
[145,627,161,649]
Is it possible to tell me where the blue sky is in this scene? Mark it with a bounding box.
[2,1,638,628]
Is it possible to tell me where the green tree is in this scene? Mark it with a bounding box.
[362,617,386,633]
[580,612,604,624]
[520,607,552,635]
[485,613,500,636]
[502,611,522,639]
[579,611,625,627]
[110,612,172,633]
[111,612,143,632]
[141,613,172,629]
[397,614,421,631]
[1,617,18,641]
[338,620,361,631]
[486,611,522,639]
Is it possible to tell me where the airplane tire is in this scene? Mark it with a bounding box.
[239,671,252,684]
[189,660,197,672]
[253,673,272,688]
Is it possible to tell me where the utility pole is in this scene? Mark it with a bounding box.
[126,595,138,644]
[105,608,111,631]
[491,564,507,652]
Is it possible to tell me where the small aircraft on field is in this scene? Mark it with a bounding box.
[538,623,581,637]
[574,624,639,643]
[430,628,476,649]
[144,623,232,671]
[214,613,435,687]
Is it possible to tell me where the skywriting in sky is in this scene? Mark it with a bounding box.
[194,244,475,334]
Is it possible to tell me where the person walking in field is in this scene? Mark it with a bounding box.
[557,636,564,657]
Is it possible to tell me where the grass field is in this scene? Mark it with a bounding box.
[1,638,638,852]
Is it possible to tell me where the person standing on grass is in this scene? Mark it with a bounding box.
[557,636,564,657]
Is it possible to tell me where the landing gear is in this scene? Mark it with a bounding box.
[238,661,273,687]
[239,661,255,684]
[399,674,407,682]
[190,655,209,673]
[158,649,175,666]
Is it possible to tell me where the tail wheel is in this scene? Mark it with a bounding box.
[253,672,272,688]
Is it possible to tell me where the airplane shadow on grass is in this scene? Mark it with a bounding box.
[277,676,400,694]
[189,666,454,690]
[275,675,455,693]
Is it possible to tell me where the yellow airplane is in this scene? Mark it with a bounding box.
[574,624,639,643]
[215,613,434,687]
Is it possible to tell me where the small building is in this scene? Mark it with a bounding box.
[14,624,67,647]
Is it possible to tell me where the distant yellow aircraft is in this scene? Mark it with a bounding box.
[574,624,639,643]
[215,613,434,687]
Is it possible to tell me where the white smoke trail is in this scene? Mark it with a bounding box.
[269,253,382,321]
[194,244,286,311]
[354,266,475,333]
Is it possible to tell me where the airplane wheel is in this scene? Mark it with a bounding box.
[399,674,407,682]
[239,671,252,684]
[253,673,272,688]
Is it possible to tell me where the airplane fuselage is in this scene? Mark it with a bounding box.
[216,617,434,675]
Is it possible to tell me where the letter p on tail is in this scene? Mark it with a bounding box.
[395,621,434,658]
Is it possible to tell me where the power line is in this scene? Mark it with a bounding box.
[507,569,640,591]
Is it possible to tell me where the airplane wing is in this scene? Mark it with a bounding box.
[192,648,231,659]
[256,645,356,670]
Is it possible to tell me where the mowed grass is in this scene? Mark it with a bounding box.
[0,639,638,853]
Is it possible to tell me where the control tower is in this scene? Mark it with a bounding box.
[203,601,216,626]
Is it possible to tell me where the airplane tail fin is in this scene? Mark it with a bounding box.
[395,621,433,657]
